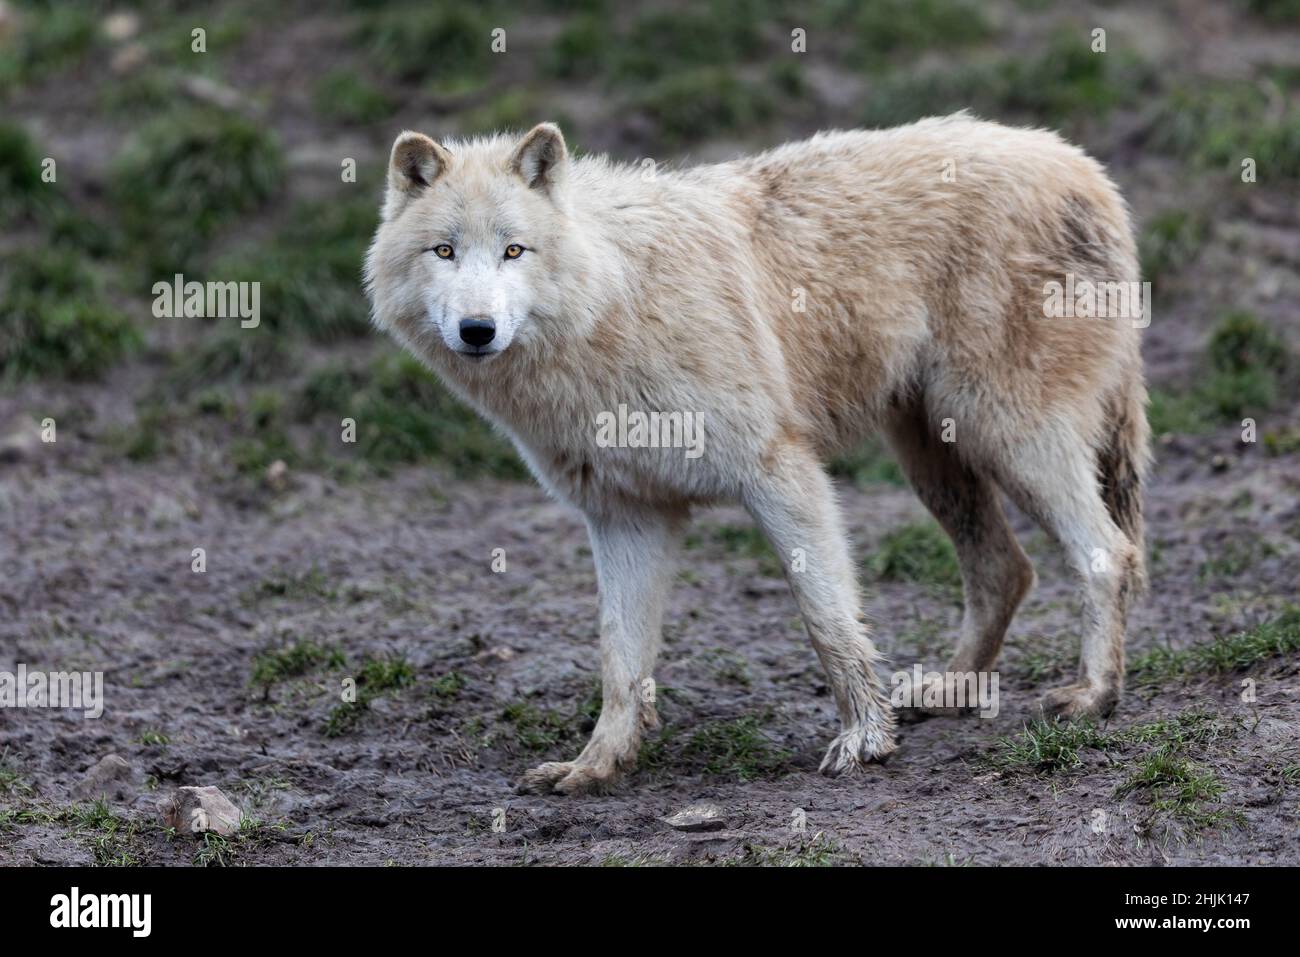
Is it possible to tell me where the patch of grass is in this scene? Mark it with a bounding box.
[359,6,491,85]
[314,69,396,123]
[682,713,791,781]
[193,831,237,867]
[1146,387,1210,436]
[462,90,545,136]
[1152,80,1300,179]
[691,523,782,577]
[828,438,905,487]
[110,108,284,271]
[991,710,1239,813]
[359,655,416,692]
[0,4,99,93]
[322,654,415,737]
[1207,310,1288,377]
[1139,209,1209,290]
[1245,0,1300,22]
[248,567,338,604]
[0,246,139,381]
[137,730,170,747]
[1263,426,1300,456]
[991,717,1119,774]
[164,329,291,394]
[546,15,608,79]
[869,521,961,588]
[1147,311,1289,435]
[612,5,763,84]
[1129,606,1300,684]
[212,197,377,341]
[0,121,53,221]
[323,700,367,738]
[1116,749,1240,832]
[251,639,346,687]
[838,0,990,67]
[431,670,467,699]
[861,34,1149,128]
[702,649,751,687]
[1197,537,1278,581]
[230,390,299,477]
[68,798,142,867]
[501,701,578,752]
[633,66,775,145]
[299,354,526,479]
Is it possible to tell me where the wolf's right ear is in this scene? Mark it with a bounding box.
[383,131,451,221]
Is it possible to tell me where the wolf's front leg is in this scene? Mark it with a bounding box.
[744,442,897,772]
[517,505,686,795]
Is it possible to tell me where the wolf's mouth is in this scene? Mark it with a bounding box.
[454,348,499,361]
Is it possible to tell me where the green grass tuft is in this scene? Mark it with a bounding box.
[251,639,346,687]
[111,108,284,271]
[681,713,791,781]
[0,246,139,380]
[1129,606,1300,684]
[869,521,961,588]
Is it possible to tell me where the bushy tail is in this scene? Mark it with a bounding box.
[1097,373,1151,594]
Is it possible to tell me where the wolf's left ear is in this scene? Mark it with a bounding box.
[384,131,451,220]
[509,123,567,194]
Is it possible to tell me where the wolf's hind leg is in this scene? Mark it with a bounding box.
[743,441,896,773]
[517,505,685,796]
[994,429,1136,719]
[882,402,1034,709]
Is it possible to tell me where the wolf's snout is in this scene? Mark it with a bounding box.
[459,317,496,347]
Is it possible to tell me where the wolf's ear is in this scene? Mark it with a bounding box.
[509,123,567,194]
[384,131,450,220]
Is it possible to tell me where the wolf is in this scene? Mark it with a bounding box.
[364,114,1149,795]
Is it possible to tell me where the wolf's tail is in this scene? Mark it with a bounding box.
[1097,371,1151,595]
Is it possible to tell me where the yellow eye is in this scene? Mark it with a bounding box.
[504,244,524,260]
[433,244,454,259]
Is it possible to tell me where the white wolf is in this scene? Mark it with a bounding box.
[365,116,1149,795]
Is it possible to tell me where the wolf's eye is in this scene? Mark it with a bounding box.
[431,244,454,259]
[504,244,524,260]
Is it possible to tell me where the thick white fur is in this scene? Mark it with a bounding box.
[365,115,1149,794]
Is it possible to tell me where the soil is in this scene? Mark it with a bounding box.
[1,423,1297,865]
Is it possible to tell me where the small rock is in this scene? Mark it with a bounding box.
[265,459,289,491]
[0,415,40,464]
[102,11,139,41]
[474,645,515,663]
[1210,454,1229,473]
[663,803,726,832]
[74,753,134,801]
[161,785,242,837]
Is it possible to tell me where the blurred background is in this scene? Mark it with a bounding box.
[1,0,1297,482]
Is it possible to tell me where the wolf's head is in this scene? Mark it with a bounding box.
[365,123,584,367]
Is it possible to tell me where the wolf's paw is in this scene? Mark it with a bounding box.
[1039,683,1118,720]
[818,721,897,775]
[516,760,622,796]
[891,670,970,723]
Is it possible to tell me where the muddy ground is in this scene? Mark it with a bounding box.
[1,1,1299,866]
[1,419,1297,866]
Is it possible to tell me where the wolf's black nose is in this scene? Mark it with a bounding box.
[459,317,496,347]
